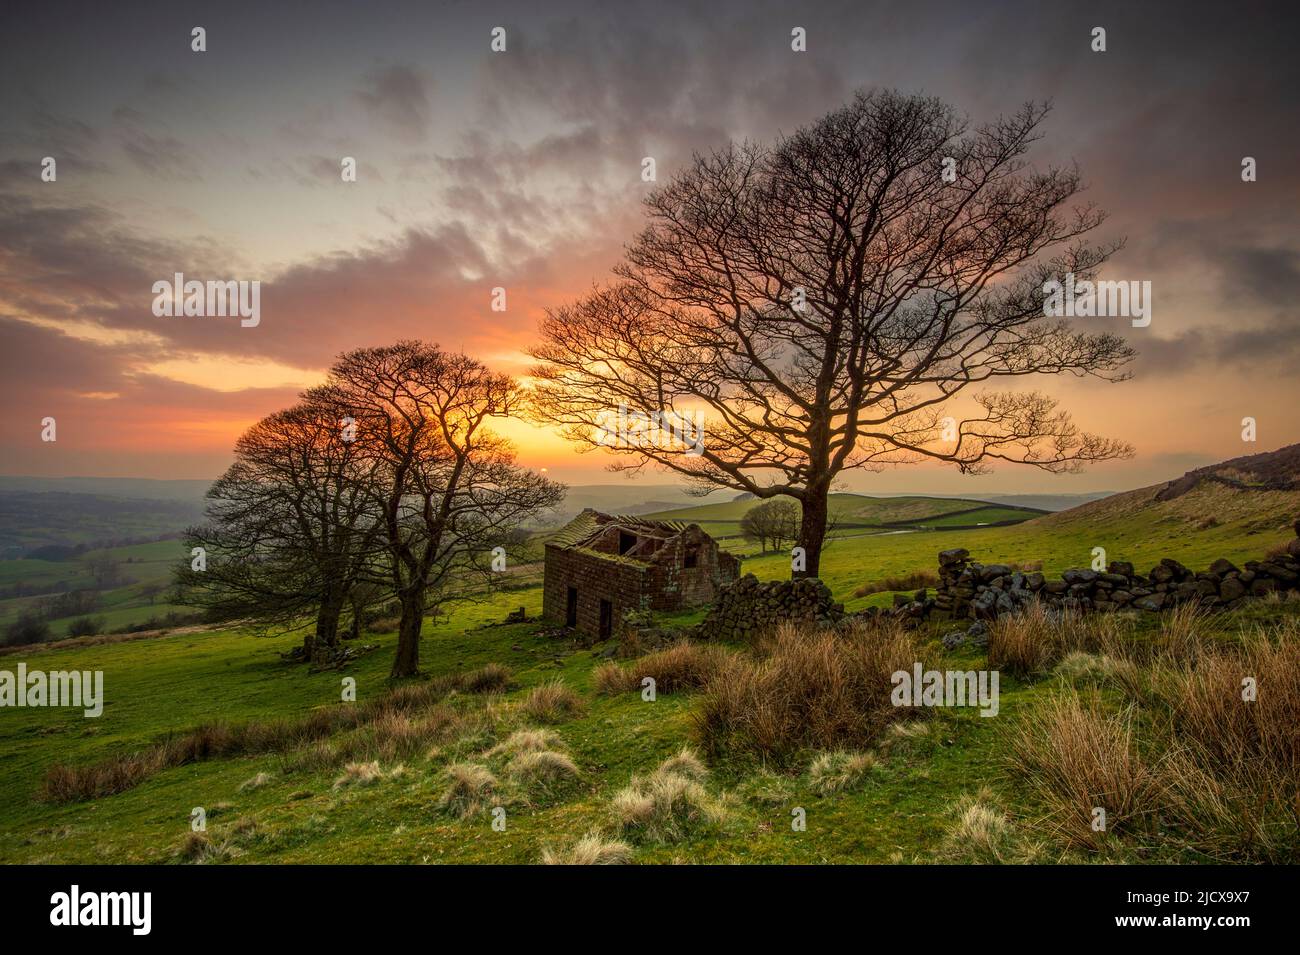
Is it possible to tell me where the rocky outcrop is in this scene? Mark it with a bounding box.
[698,573,844,640]
[934,519,1300,621]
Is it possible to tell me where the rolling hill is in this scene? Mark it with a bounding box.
[641,493,1045,549]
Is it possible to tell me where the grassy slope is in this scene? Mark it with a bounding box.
[1,478,1297,864]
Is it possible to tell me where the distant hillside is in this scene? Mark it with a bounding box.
[641,492,1045,545]
[1033,443,1300,540]
[959,492,1114,512]
[0,491,206,558]
[0,476,212,502]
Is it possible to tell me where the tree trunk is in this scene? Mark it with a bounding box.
[391,589,424,678]
[796,485,830,579]
[310,591,347,664]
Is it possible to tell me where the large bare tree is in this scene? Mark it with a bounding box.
[322,342,563,678]
[530,90,1135,577]
[179,397,384,662]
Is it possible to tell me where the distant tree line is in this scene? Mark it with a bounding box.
[176,341,564,678]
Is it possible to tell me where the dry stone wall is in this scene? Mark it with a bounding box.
[698,573,845,640]
[933,519,1300,621]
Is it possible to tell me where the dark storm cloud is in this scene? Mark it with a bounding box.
[1215,245,1300,310]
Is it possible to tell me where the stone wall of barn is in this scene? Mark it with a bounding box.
[542,545,649,636]
[644,526,741,610]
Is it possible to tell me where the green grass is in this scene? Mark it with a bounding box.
[638,493,1042,552]
[1,478,1296,864]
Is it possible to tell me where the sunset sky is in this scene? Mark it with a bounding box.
[2,0,1297,495]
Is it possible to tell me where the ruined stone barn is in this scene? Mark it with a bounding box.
[543,509,741,638]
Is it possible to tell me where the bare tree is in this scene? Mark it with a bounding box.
[178,397,384,662]
[530,90,1134,577]
[740,498,800,553]
[322,342,563,678]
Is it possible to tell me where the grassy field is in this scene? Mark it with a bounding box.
[0,540,188,637]
[641,493,1044,551]
[1,479,1297,864]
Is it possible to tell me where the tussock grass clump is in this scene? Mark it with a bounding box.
[853,570,939,599]
[1155,602,1212,662]
[735,768,798,808]
[1009,690,1156,850]
[463,662,512,694]
[879,720,935,756]
[520,680,584,724]
[1053,651,1148,702]
[332,760,386,789]
[594,641,731,696]
[506,750,581,796]
[486,728,561,758]
[540,832,633,865]
[1009,618,1300,862]
[1149,629,1300,861]
[238,771,272,792]
[178,831,216,863]
[694,618,924,762]
[612,770,726,844]
[987,603,1080,677]
[656,747,707,782]
[808,750,876,795]
[936,788,1041,864]
[437,762,498,818]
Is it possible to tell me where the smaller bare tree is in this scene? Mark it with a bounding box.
[740,498,801,553]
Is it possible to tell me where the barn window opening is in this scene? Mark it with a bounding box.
[618,531,638,555]
[684,547,699,568]
[565,587,578,627]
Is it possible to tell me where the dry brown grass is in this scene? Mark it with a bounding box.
[611,754,726,844]
[540,832,633,865]
[437,762,498,818]
[1009,690,1157,850]
[485,728,562,758]
[853,569,940,599]
[506,749,581,797]
[1007,614,1300,862]
[1148,628,1300,860]
[519,680,584,723]
[935,787,1043,864]
[693,618,924,763]
[463,662,512,694]
[593,641,731,696]
[808,750,877,795]
[987,603,1082,676]
[41,666,504,802]
[332,760,385,789]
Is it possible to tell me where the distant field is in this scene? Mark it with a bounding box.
[0,539,187,636]
[640,493,1044,552]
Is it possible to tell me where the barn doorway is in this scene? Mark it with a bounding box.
[598,599,613,639]
[565,587,578,627]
